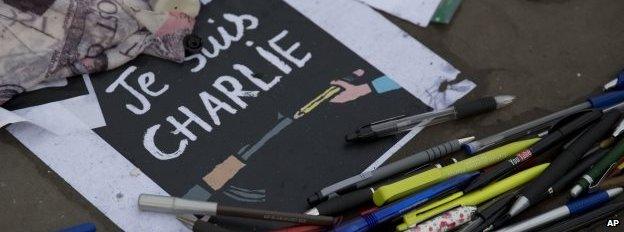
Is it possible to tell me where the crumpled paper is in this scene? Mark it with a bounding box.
[0,0,200,105]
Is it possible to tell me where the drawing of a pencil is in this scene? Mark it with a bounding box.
[293,86,342,119]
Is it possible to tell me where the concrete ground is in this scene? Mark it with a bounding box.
[1,0,624,231]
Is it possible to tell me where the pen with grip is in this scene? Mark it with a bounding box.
[346,96,514,142]
[397,163,549,231]
[463,110,602,192]
[307,137,475,206]
[508,110,622,217]
[570,136,624,197]
[373,138,539,207]
[330,173,478,232]
[497,188,623,232]
[464,90,624,155]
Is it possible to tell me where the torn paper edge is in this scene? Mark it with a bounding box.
[357,0,443,27]
[285,0,474,110]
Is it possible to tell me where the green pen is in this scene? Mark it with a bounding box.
[570,137,624,197]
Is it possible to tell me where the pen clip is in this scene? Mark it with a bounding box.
[370,115,406,125]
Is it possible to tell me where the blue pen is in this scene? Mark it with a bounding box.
[331,172,478,232]
[496,188,623,232]
[57,223,96,232]
[464,90,624,155]
[604,69,624,91]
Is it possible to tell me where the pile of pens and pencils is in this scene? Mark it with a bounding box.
[139,72,624,231]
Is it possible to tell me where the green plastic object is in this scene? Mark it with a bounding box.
[431,0,463,24]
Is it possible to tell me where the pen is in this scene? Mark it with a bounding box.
[463,110,601,192]
[463,90,624,154]
[496,188,623,232]
[177,215,211,232]
[307,137,475,206]
[570,136,624,197]
[508,110,621,217]
[597,174,624,189]
[603,69,624,91]
[331,173,478,232]
[397,163,548,231]
[346,96,514,142]
[307,158,457,216]
[547,148,609,197]
[539,195,624,232]
[373,138,539,206]
[455,190,519,232]
[406,206,477,232]
[138,194,336,226]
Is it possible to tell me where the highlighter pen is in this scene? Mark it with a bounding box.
[397,163,548,231]
[508,110,622,217]
[570,136,624,197]
[496,188,623,232]
[373,138,539,206]
[330,173,478,232]
[138,194,335,226]
[463,90,624,155]
[307,137,475,206]
[346,96,514,142]
[463,110,601,192]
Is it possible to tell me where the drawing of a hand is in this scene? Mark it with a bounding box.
[329,80,372,103]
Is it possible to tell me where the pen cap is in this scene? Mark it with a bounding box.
[589,90,624,109]
[138,194,217,215]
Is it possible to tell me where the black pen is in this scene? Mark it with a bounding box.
[457,190,518,232]
[307,137,473,206]
[345,96,514,142]
[508,110,622,217]
[177,215,212,232]
[546,148,609,197]
[463,110,602,192]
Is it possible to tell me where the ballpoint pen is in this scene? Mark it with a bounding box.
[307,137,475,206]
[603,69,624,91]
[406,206,477,232]
[372,138,539,207]
[597,174,624,189]
[397,163,548,231]
[177,215,211,232]
[547,148,609,197]
[508,110,622,217]
[330,173,478,232]
[345,96,514,142]
[496,188,623,232]
[540,195,624,232]
[306,157,460,216]
[463,90,624,155]
[138,194,336,226]
[570,137,624,197]
[463,110,601,192]
[455,190,519,232]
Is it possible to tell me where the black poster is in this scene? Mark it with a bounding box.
[7,0,431,230]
